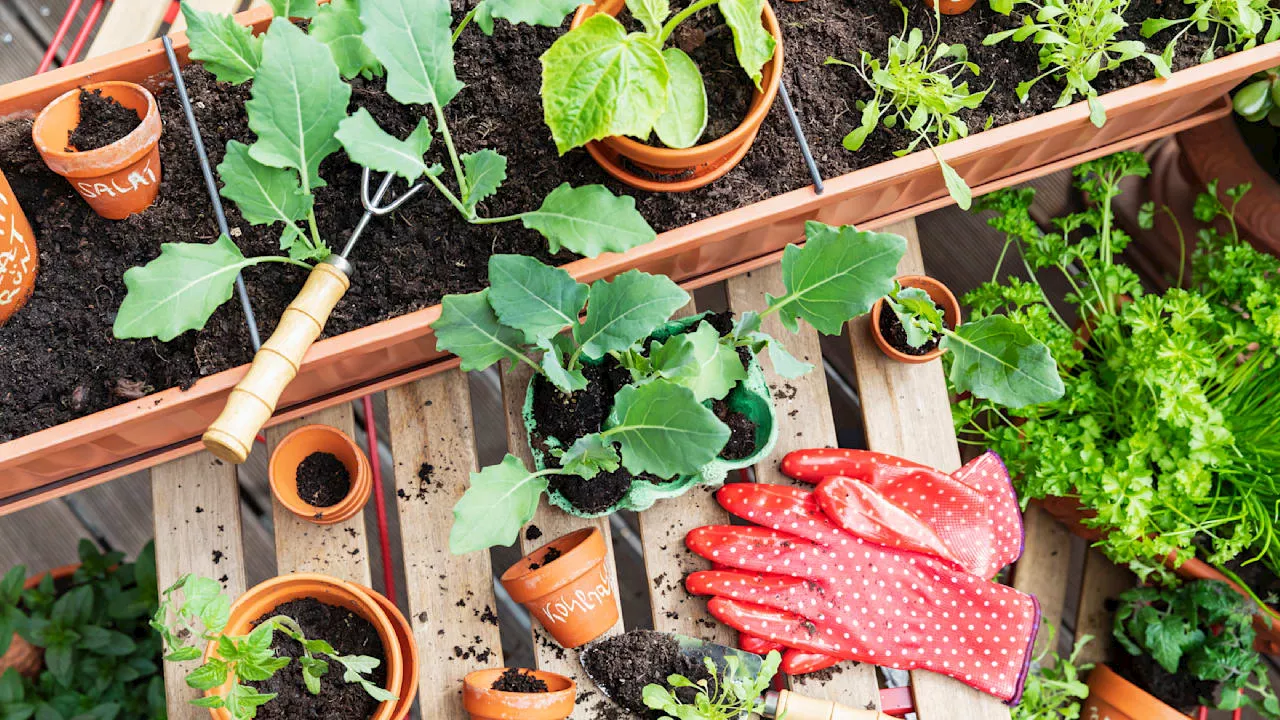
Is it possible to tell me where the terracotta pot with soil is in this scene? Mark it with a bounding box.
[31,81,161,219]
[204,573,409,720]
[0,165,37,327]
[269,424,372,525]
[500,528,618,649]
[0,563,78,678]
[462,668,576,720]
[869,274,961,364]
[1080,664,1193,720]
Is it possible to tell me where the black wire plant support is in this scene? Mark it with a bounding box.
[779,80,825,195]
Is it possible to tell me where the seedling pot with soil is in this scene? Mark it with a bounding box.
[0,165,37,327]
[1080,664,1193,720]
[869,274,960,364]
[499,528,618,649]
[462,668,576,720]
[31,81,162,219]
[0,563,78,678]
[268,424,372,525]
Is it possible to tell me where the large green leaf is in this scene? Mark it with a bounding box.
[653,48,707,149]
[766,222,905,335]
[310,0,382,80]
[647,321,745,401]
[603,382,730,477]
[941,314,1065,408]
[182,3,262,85]
[461,149,508,212]
[361,0,464,109]
[629,0,671,34]
[476,0,583,30]
[217,140,312,255]
[246,18,350,190]
[267,0,317,18]
[574,270,689,359]
[540,14,668,153]
[718,0,776,89]
[450,454,548,554]
[522,183,657,257]
[486,254,587,343]
[433,289,530,372]
[335,108,439,182]
[114,236,257,342]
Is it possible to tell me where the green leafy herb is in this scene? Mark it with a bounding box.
[1011,626,1093,720]
[463,0,584,37]
[1143,0,1280,64]
[310,0,382,80]
[642,649,782,720]
[182,3,263,85]
[1230,67,1280,126]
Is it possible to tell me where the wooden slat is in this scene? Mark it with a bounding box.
[0,2,51,84]
[0,500,95,573]
[387,372,503,720]
[151,452,247,720]
[848,219,1012,720]
[264,404,371,584]
[1012,507,1074,655]
[725,266,883,708]
[1073,547,1135,666]
[84,0,171,59]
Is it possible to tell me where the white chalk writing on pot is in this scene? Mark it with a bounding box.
[540,567,613,625]
[0,190,33,306]
[76,158,157,199]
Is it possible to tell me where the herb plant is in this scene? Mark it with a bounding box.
[114,0,655,342]
[540,0,777,151]
[641,649,781,720]
[153,574,395,719]
[0,541,164,720]
[826,2,988,208]
[1011,626,1092,720]
[883,282,1064,407]
[445,221,907,553]
[1143,0,1280,64]
[985,0,1170,127]
[1231,66,1280,124]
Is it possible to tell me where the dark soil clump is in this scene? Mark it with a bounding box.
[1112,650,1217,712]
[492,668,549,693]
[713,398,756,460]
[66,88,141,151]
[878,306,940,356]
[296,451,351,507]
[249,597,389,720]
[527,546,563,571]
[583,630,713,718]
[549,469,633,514]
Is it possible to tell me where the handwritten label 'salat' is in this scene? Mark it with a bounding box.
[0,190,34,308]
[540,567,614,625]
[76,157,157,200]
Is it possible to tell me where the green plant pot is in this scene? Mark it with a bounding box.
[522,313,779,518]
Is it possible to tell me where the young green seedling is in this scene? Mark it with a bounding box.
[540,0,776,152]
[1143,0,1280,65]
[1231,66,1280,125]
[642,650,782,720]
[1011,626,1093,720]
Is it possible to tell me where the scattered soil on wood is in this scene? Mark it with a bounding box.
[527,546,562,571]
[878,306,940,356]
[582,630,713,718]
[296,451,351,507]
[492,668,549,693]
[248,597,389,720]
[66,88,141,152]
[1112,650,1218,712]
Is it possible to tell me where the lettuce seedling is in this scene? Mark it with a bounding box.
[884,282,1064,408]
[540,0,776,152]
[826,2,988,209]
[444,221,906,554]
[1231,67,1280,125]
[153,574,395,719]
[642,649,782,720]
[1143,0,1280,64]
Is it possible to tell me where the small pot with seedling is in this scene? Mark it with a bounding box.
[869,274,960,363]
[31,81,163,219]
[462,667,576,720]
[500,528,618,649]
[0,166,37,327]
[543,0,783,191]
[268,424,372,525]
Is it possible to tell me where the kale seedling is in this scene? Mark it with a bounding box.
[1011,625,1092,720]
[984,0,1170,127]
[826,2,989,208]
[153,574,395,719]
[541,0,777,151]
[642,649,781,720]
[443,221,907,554]
[1143,0,1280,64]
[1231,66,1280,125]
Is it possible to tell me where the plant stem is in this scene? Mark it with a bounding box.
[306,209,325,255]
[424,170,472,217]
[659,0,719,44]
[452,6,478,44]
[472,213,527,225]
[432,103,470,200]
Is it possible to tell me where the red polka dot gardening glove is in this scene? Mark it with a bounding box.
[684,451,1039,704]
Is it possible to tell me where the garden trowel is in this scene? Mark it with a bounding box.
[581,632,896,720]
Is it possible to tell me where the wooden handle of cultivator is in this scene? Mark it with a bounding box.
[202,262,350,464]
[773,691,897,720]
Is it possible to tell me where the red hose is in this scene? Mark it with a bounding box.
[36,0,83,73]
[63,0,108,67]
[362,395,396,602]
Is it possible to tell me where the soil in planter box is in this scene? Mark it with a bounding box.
[879,307,941,356]
[1111,650,1218,713]
[492,667,549,693]
[583,629,713,718]
[249,597,389,720]
[66,88,142,152]
[296,451,351,507]
[0,0,1215,443]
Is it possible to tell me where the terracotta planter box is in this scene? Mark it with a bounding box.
[0,1,1263,509]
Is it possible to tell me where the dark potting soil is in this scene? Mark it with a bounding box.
[878,306,940,356]
[0,0,1216,442]
[248,597,389,720]
[1192,534,1280,605]
[527,545,563,571]
[66,88,141,152]
[493,667,550,693]
[296,451,351,508]
[713,398,756,460]
[1111,649,1218,712]
[583,630,713,718]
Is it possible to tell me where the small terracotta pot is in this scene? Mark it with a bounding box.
[499,528,618,649]
[1080,665,1191,720]
[572,0,784,192]
[32,81,162,220]
[0,563,79,678]
[462,668,576,720]
[925,0,977,13]
[0,166,37,327]
[355,583,420,719]
[203,573,404,720]
[869,274,961,364]
[269,424,372,525]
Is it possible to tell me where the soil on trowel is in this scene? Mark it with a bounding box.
[66,88,142,151]
[582,630,714,718]
[296,451,351,507]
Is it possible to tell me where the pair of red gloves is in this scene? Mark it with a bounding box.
[684,449,1039,705]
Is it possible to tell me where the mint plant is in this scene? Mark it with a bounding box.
[153,574,395,719]
[826,2,988,208]
[113,0,654,342]
[1143,0,1280,64]
[642,649,781,720]
[1231,66,1280,125]
[445,221,907,554]
[540,0,776,152]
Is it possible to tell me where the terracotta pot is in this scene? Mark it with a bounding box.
[572,0,784,192]
[0,165,37,327]
[269,424,372,525]
[31,81,162,219]
[499,529,618,649]
[0,563,79,678]
[926,0,977,13]
[869,275,961,364]
[462,668,576,720]
[1080,665,1191,720]
[355,583,420,719]
[203,573,404,720]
